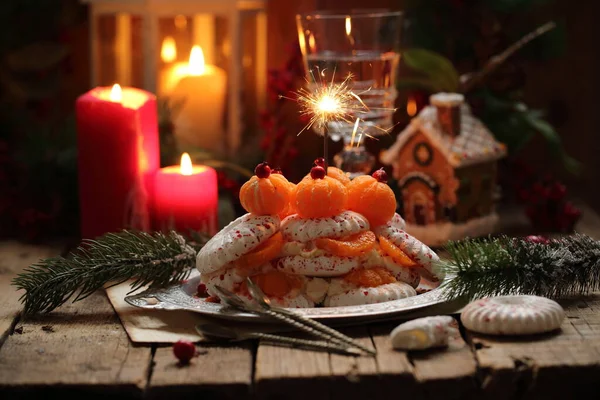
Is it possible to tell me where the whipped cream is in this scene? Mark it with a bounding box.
[281,211,369,242]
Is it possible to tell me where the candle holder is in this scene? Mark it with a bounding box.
[82,0,267,156]
[296,9,403,176]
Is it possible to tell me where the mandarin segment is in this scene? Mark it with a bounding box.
[343,267,397,287]
[245,270,303,298]
[239,168,292,215]
[378,236,418,268]
[346,175,396,227]
[303,166,351,186]
[233,232,283,270]
[294,175,348,218]
[314,230,376,257]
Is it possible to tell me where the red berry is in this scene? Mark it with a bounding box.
[310,166,326,179]
[372,168,388,183]
[271,167,283,175]
[255,162,271,179]
[173,340,196,364]
[314,157,326,168]
[197,283,208,297]
[524,235,550,244]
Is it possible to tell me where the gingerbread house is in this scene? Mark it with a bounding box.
[380,93,507,246]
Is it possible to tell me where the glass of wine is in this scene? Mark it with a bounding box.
[296,9,402,177]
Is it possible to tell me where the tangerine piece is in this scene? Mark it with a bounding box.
[241,270,303,298]
[278,182,297,219]
[346,174,396,227]
[303,166,351,186]
[234,232,283,270]
[343,267,396,288]
[239,165,292,215]
[379,236,418,268]
[295,175,348,218]
[314,230,376,257]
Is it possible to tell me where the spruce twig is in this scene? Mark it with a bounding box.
[460,21,557,93]
[437,234,600,300]
[12,230,200,314]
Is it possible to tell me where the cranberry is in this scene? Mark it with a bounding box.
[254,162,271,179]
[524,235,550,244]
[372,168,388,183]
[196,283,208,297]
[173,340,196,364]
[310,166,326,179]
[314,157,326,168]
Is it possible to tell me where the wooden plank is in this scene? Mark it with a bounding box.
[471,294,600,400]
[255,333,331,400]
[372,320,478,400]
[0,287,151,398]
[148,342,253,400]
[328,327,379,398]
[0,241,62,347]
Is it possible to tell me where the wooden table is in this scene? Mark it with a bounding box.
[1,204,600,399]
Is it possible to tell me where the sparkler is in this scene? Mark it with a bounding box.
[282,68,396,165]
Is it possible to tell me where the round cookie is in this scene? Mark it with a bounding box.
[461,295,565,335]
[324,281,416,307]
[196,213,280,274]
[281,211,369,243]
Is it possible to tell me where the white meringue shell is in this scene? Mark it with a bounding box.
[461,295,565,335]
[375,224,439,275]
[324,281,416,307]
[391,316,459,350]
[281,211,369,242]
[196,213,280,274]
[276,255,360,277]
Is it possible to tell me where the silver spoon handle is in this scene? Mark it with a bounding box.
[251,332,361,355]
[271,306,376,355]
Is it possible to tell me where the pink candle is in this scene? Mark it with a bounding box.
[154,153,218,235]
[75,85,159,239]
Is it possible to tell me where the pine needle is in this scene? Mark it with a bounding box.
[12,230,200,314]
[437,234,600,300]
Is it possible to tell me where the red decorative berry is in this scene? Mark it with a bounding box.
[196,283,208,297]
[314,157,326,168]
[524,235,550,244]
[271,167,283,175]
[173,340,196,364]
[254,162,271,179]
[310,166,326,180]
[372,168,388,184]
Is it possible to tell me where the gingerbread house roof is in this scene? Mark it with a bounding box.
[381,103,506,168]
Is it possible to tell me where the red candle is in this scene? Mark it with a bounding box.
[76,84,159,239]
[154,153,218,235]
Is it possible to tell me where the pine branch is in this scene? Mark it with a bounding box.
[12,230,199,314]
[460,21,557,93]
[437,234,600,300]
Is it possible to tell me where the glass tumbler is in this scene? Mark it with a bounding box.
[296,10,402,177]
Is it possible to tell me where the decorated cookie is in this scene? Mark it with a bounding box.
[276,254,361,277]
[239,162,292,216]
[281,211,369,243]
[324,279,416,307]
[196,213,280,274]
[391,316,459,350]
[294,166,348,218]
[375,225,440,275]
[346,168,396,227]
[461,295,565,335]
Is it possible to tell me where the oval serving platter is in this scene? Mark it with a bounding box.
[125,269,453,323]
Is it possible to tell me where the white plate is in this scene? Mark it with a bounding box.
[125,269,453,324]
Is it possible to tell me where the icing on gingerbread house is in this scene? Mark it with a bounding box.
[380,93,506,246]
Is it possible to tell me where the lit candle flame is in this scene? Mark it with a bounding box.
[188,45,206,76]
[345,17,352,37]
[110,83,122,103]
[308,32,316,52]
[407,97,417,117]
[180,152,193,176]
[161,36,177,63]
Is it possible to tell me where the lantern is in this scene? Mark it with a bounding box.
[82,0,268,155]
